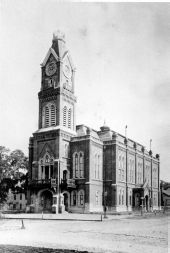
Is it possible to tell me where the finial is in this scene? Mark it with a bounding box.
[103,119,106,126]
[53,30,65,42]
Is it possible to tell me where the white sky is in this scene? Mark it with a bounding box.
[0,1,170,181]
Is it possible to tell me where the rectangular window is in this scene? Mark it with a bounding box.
[20,204,22,210]
[20,194,22,200]
[14,194,16,200]
[13,204,16,210]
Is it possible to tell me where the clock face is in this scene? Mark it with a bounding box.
[45,61,57,76]
[63,63,72,78]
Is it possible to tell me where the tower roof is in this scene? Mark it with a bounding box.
[41,31,75,70]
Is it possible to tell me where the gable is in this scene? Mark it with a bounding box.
[41,48,59,67]
[39,142,55,159]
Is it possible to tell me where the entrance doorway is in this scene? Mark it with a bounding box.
[63,193,69,211]
[145,195,149,211]
[41,190,53,212]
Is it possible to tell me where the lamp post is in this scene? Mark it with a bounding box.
[141,197,144,216]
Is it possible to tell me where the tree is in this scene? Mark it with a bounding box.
[0,147,28,204]
[0,146,10,181]
[0,184,8,204]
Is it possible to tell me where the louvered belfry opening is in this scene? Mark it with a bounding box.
[45,106,50,127]
[51,104,56,126]
[68,108,71,129]
[63,106,67,127]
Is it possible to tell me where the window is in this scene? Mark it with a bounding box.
[39,153,54,180]
[75,153,79,178]
[43,103,57,128]
[63,106,67,127]
[119,190,121,205]
[78,190,84,206]
[79,153,84,178]
[65,144,68,158]
[98,155,100,179]
[45,155,50,163]
[73,152,84,179]
[118,156,121,168]
[20,194,22,200]
[45,106,50,127]
[95,191,99,205]
[95,154,97,179]
[129,194,132,205]
[68,108,71,129]
[13,204,16,210]
[20,204,22,210]
[14,194,16,200]
[51,104,56,126]
[72,191,77,206]
[122,191,124,205]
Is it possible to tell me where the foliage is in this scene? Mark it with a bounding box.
[0,183,8,204]
[0,146,28,204]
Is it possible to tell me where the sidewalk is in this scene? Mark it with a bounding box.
[0,212,131,221]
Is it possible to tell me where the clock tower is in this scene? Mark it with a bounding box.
[39,31,76,130]
[28,31,77,213]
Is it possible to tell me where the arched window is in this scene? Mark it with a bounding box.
[45,154,50,163]
[122,190,124,205]
[63,106,67,127]
[121,156,125,181]
[95,154,97,179]
[39,153,54,180]
[51,104,56,126]
[71,191,77,206]
[78,190,85,206]
[73,152,84,179]
[45,106,50,127]
[68,108,71,129]
[119,156,121,168]
[79,153,84,178]
[43,103,57,128]
[65,144,68,158]
[119,190,121,205]
[98,155,100,179]
[95,191,99,205]
[75,153,79,178]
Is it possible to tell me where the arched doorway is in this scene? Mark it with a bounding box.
[63,192,69,212]
[40,190,53,212]
[145,195,149,212]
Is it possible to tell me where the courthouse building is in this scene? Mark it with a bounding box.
[28,32,160,213]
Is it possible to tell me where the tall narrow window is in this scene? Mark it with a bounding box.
[79,190,84,206]
[45,106,50,127]
[119,190,121,205]
[51,104,55,126]
[98,155,100,179]
[79,153,84,178]
[95,191,99,205]
[68,108,71,129]
[122,191,124,205]
[63,106,67,127]
[73,191,77,206]
[75,153,79,178]
[95,154,97,179]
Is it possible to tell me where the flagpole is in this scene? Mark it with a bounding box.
[150,139,152,151]
[125,125,127,139]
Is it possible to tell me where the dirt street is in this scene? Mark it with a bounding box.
[0,215,168,253]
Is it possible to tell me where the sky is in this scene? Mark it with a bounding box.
[0,1,170,181]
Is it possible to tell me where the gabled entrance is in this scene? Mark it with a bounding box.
[39,189,53,213]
